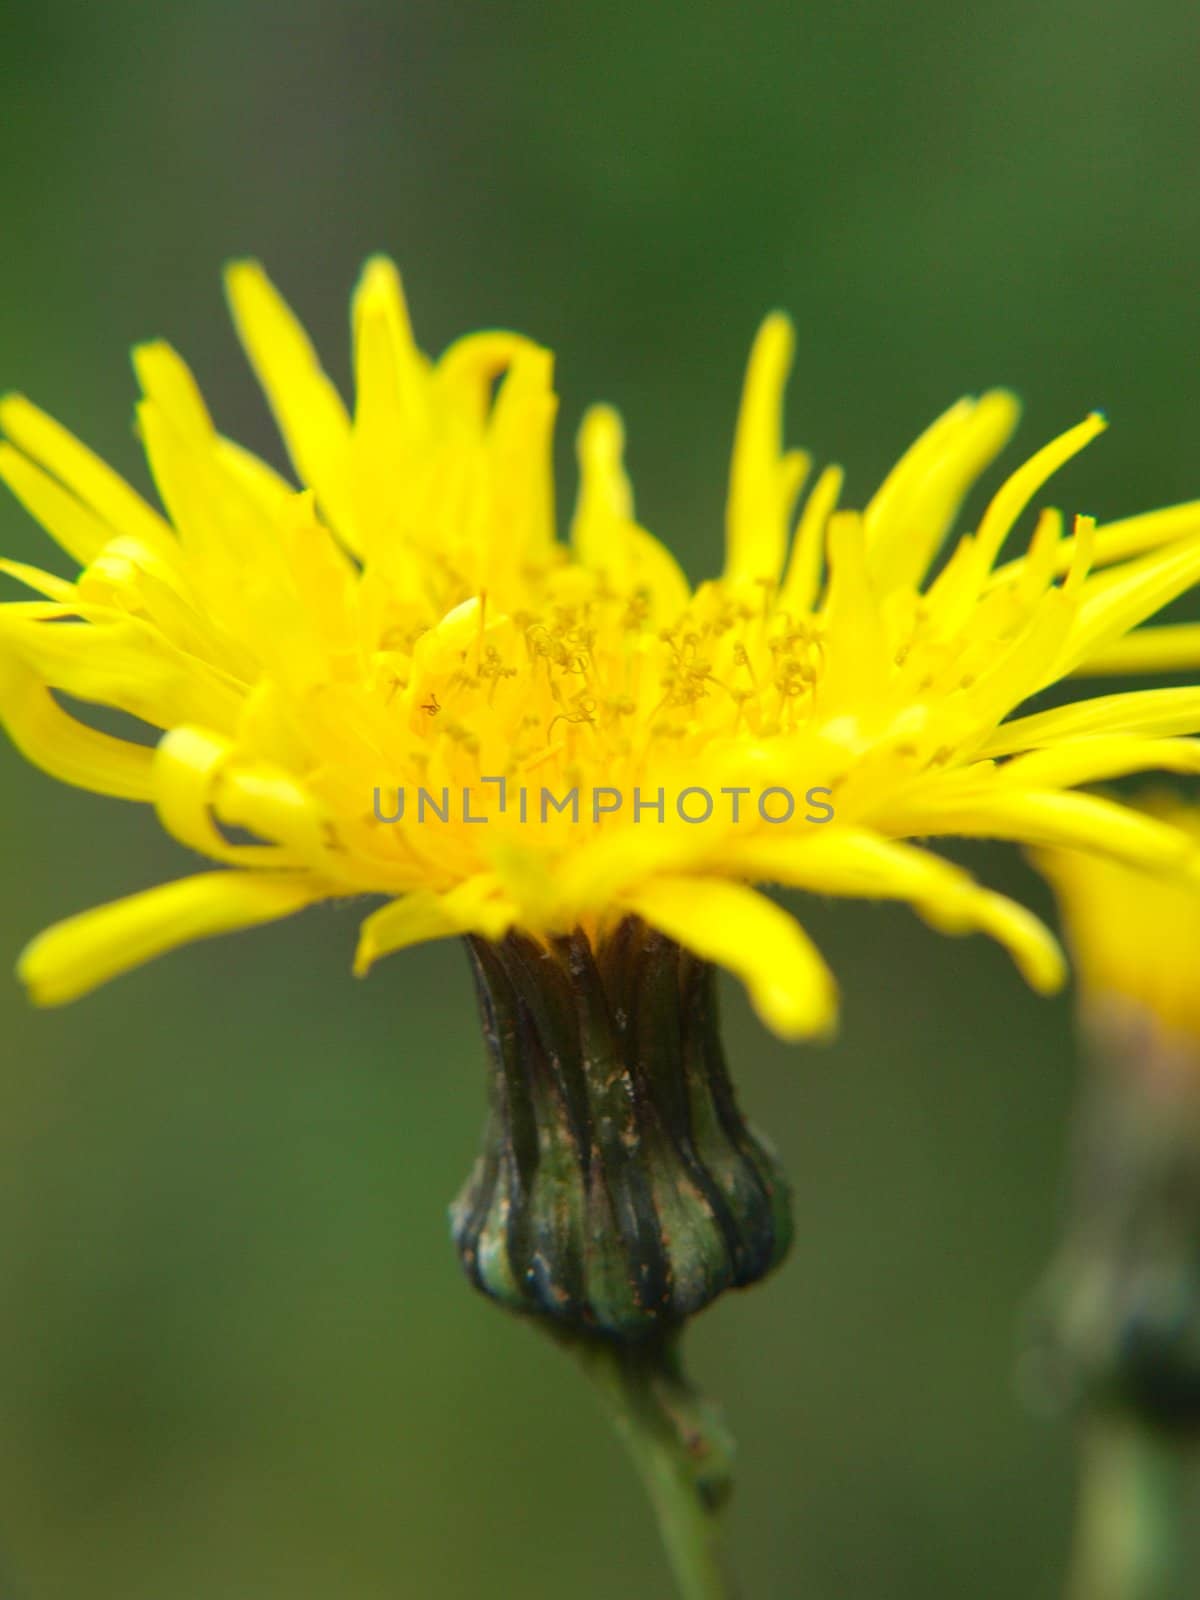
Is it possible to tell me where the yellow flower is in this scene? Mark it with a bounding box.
[1037,798,1200,1047]
[6,257,1200,1033]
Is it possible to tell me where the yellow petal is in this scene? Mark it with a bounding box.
[0,395,174,554]
[353,877,516,974]
[571,406,689,616]
[624,526,691,618]
[865,390,1019,593]
[132,341,214,441]
[0,558,78,602]
[215,761,399,891]
[18,871,325,1006]
[815,511,890,707]
[0,444,116,567]
[992,499,1200,584]
[435,330,549,426]
[1061,530,1200,670]
[1012,507,1065,607]
[1073,622,1200,674]
[734,829,1064,990]
[152,724,292,866]
[136,401,299,643]
[1062,513,1097,595]
[0,606,243,732]
[215,437,295,516]
[995,735,1200,790]
[724,314,809,587]
[0,656,154,798]
[983,686,1200,755]
[621,875,837,1039]
[973,412,1106,571]
[352,254,427,432]
[223,260,358,548]
[957,589,1077,734]
[486,343,558,563]
[571,404,634,564]
[888,786,1196,874]
[928,414,1105,636]
[779,463,841,615]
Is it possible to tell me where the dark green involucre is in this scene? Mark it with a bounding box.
[451,918,793,1340]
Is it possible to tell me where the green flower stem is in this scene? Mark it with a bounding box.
[555,1326,737,1600]
[1067,1416,1187,1600]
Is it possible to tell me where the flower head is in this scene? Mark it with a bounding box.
[5,259,1200,1032]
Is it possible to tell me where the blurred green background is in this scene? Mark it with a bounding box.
[2,2,1200,1595]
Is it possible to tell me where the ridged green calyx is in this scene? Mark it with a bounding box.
[451,917,792,1339]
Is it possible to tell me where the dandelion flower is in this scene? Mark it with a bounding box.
[4,259,1200,1038]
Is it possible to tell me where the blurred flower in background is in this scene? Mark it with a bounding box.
[1031,805,1200,1594]
[1038,800,1200,1052]
[1033,804,1200,1429]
